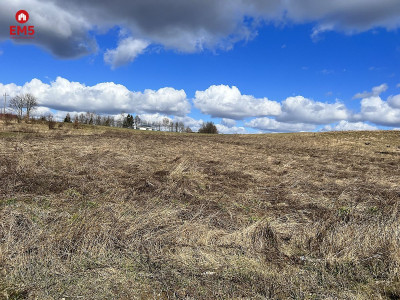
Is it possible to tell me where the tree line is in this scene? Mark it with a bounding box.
[63,112,195,133]
[4,93,218,134]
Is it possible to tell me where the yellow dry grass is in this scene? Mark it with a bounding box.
[1,121,400,299]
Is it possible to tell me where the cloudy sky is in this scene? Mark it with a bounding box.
[1,0,400,133]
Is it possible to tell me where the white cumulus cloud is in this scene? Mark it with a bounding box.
[7,80,400,133]
[0,77,190,116]
[138,113,170,124]
[323,121,378,131]
[216,124,247,134]
[277,96,350,124]
[353,96,400,127]
[104,38,149,69]
[194,85,281,120]
[353,83,388,99]
[221,118,237,127]
[352,84,400,126]
[388,94,400,108]
[245,117,316,132]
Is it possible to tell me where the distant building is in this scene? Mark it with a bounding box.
[139,125,154,131]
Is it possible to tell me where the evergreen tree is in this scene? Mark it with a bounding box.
[64,113,71,123]
[122,115,129,128]
[127,114,134,128]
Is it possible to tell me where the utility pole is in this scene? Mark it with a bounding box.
[3,93,9,115]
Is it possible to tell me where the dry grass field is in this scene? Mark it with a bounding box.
[1,121,400,299]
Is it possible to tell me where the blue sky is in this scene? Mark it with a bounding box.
[1,1,400,133]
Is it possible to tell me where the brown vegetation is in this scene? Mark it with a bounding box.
[0,122,400,299]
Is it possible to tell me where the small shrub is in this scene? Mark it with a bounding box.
[3,114,16,126]
[48,116,56,130]
[369,206,379,214]
[39,116,47,123]
[338,206,351,222]
[73,117,79,129]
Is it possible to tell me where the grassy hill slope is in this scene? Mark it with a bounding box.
[1,123,400,299]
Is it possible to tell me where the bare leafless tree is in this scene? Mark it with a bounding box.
[9,93,38,122]
[78,113,86,124]
[95,114,102,126]
[162,118,169,131]
[134,115,141,129]
[24,93,38,121]
[178,121,185,132]
[9,95,25,122]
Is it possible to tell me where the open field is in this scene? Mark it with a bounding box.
[1,122,400,299]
